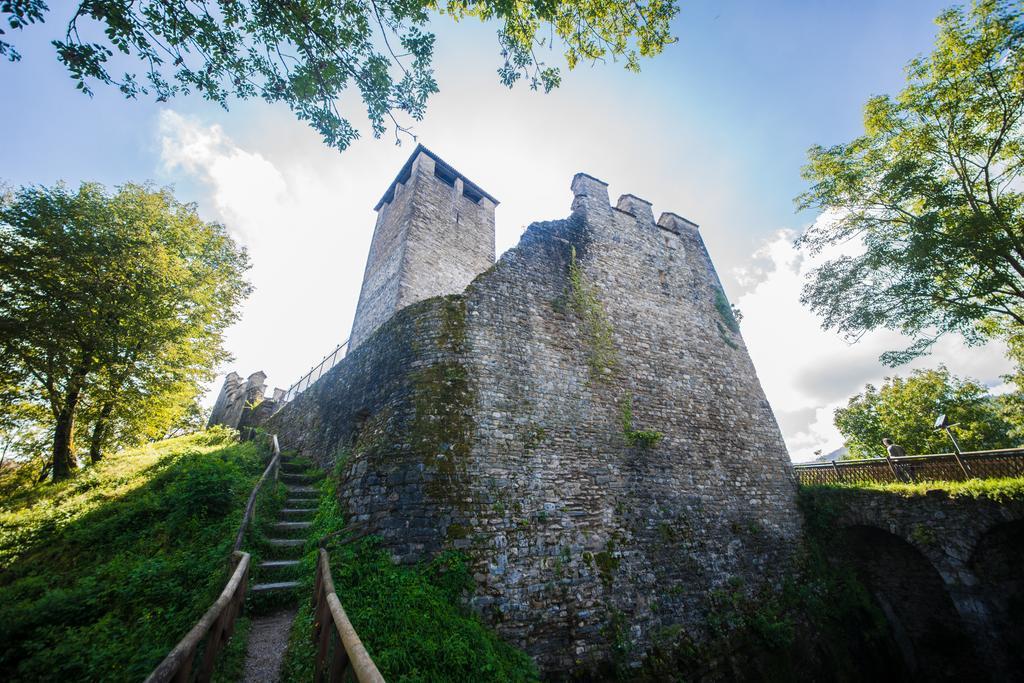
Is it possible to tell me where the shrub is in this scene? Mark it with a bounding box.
[280,473,539,682]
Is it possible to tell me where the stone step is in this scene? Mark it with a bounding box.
[280,507,316,516]
[285,498,317,507]
[274,521,312,530]
[280,473,317,484]
[280,460,314,467]
[250,581,301,593]
[259,559,301,569]
[285,485,317,494]
[266,538,305,547]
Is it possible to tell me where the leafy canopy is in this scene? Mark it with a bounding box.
[833,366,1013,458]
[0,182,251,477]
[796,0,1024,365]
[1,0,679,151]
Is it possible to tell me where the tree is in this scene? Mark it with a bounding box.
[0,368,49,477]
[1,0,678,152]
[796,0,1024,365]
[995,331,1024,441]
[834,366,1013,458]
[0,182,251,480]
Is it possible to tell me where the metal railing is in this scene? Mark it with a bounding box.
[313,547,385,682]
[793,447,1024,486]
[146,434,281,683]
[279,339,350,407]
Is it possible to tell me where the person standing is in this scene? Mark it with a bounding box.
[882,438,909,481]
[883,438,907,458]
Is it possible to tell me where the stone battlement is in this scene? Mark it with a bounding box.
[208,370,283,432]
[570,172,700,235]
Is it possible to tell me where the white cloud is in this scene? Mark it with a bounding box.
[160,111,287,246]
[737,228,1013,462]
[157,111,376,400]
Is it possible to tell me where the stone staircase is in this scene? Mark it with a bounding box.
[242,453,322,682]
[250,457,319,595]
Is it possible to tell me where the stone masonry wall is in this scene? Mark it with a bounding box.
[209,371,266,429]
[268,172,801,675]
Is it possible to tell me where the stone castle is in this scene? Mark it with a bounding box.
[214,145,802,674]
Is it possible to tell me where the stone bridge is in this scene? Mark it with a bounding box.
[808,486,1024,681]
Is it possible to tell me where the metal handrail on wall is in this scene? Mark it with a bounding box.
[279,339,350,407]
[146,434,281,683]
[313,547,386,683]
[793,447,1024,486]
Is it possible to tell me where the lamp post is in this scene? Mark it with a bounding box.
[934,414,970,478]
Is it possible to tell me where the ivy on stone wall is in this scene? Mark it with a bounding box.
[714,288,742,350]
[568,246,619,380]
[620,393,663,449]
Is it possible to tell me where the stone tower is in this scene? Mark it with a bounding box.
[348,145,498,349]
[207,371,269,429]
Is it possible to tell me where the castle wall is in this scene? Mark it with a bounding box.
[209,371,266,429]
[207,372,241,428]
[267,173,801,674]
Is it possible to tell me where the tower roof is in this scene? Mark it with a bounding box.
[374,144,499,211]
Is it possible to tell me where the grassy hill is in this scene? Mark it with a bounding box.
[0,428,265,682]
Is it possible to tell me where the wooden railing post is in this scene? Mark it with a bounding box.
[311,547,386,683]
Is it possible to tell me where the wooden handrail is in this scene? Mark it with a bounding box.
[313,547,385,682]
[145,551,251,683]
[147,433,280,682]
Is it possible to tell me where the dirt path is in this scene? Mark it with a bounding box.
[242,607,298,682]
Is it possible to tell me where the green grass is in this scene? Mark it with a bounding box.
[280,471,540,683]
[0,428,267,682]
[803,476,1024,502]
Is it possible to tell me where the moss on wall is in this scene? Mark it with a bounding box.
[568,246,618,380]
[410,295,476,506]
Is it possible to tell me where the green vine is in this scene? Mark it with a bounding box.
[568,246,618,380]
[714,288,741,334]
[620,393,663,449]
[714,288,742,350]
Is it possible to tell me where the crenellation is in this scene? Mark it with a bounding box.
[570,172,610,215]
[615,193,655,223]
[657,211,699,235]
[208,370,271,429]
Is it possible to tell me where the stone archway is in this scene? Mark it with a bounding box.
[831,524,985,681]
[969,519,1024,679]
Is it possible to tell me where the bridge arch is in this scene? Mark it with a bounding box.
[829,523,985,680]
[968,519,1024,676]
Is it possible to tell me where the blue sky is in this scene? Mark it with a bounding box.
[1,0,1009,459]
